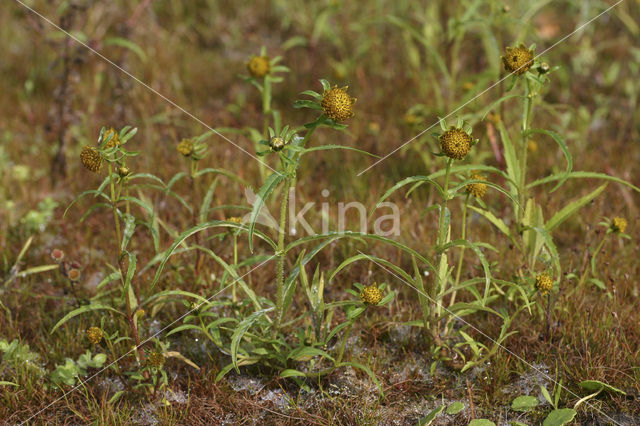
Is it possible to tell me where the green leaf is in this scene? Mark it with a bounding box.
[469,420,495,426]
[446,401,465,415]
[579,380,626,395]
[51,303,123,334]
[299,145,379,158]
[526,129,572,192]
[231,308,273,372]
[287,346,334,362]
[248,172,285,252]
[121,213,136,251]
[0,381,18,387]
[528,171,640,193]
[468,206,519,249]
[542,408,577,426]
[104,37,147,62]
[416,405,444,425]
[280,369,307,378]
[511,395,539,412]
[545,184,607,232]
[293,100,322,110]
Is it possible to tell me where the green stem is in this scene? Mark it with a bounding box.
[518,79,533,225]
[449,194,469,310]
[578,232,607,287]
[107,164,122,248]
[271,176,292,338]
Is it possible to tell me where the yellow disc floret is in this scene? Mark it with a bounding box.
[86,327,104,344]
[247,56,270,78]
[611,217,627,233]
[80,146,102,173]
[535,274,554,295]
[321,86,356,122]
[502,44,534,75]
[360,285,382,305]
[147,352,165,368]
[177,139,194,157]
[466,173,487,199]
[101,128,120,149]
[440,128,472,160]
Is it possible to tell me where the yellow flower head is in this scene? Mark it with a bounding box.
[118,166,131,177]
[147,352,165,368]
[101,128,120,149]
[247,56,270,78]
[227,216,243,224]
[321,86,356,122]
[611,217,627,234]
[440,128,472,160]
[86,327,104,344]
[527,140,538,153]
[135,308,146,319]
[502,45,534,75]
[466,173,487,199]
[177,139,194,157]
[80,146,102,173]
[269,136,286,151]
[535,274,554,295]
[360,285,382,305]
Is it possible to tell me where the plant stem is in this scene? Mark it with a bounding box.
[271,176,292,338]
[107,164,122,249]
[448,193,469,313]
[518,79,533,225]
[190,158,203,277]
[578,232,608,287]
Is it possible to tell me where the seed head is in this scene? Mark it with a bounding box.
[80,146,102,173]
[360,285,382,305]
[67,268,81,282]
[51,248,65,263]
[502,45,534,75]
[535,274,554,295]
[147,352,165,368]
[177,139,194,157]
[86,327,104,344]
[440,128,472,160]
[611,217,627,233]
[466,173,487,199]
[247,56,270,78]
[321,86,356,122]
[269,136,286,151]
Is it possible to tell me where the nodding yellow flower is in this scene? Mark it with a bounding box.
[227,216,243,224]
[147,352,165,368]
[118,166,131,177]
[502,44,534,75]
[535,273,554,295]
[177,139,194,157]
[321,86,356,122]
[86,327,104,344]
[611,217,627,233]
[440,127,472,160]
[80,146,102,172]
[466,173,487,199]
[135,308,146,319]
[269,136,286,151]
[360,285,382,305]
[527,140,538,153]
[101,128,120,149]
[247,56,270,78]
